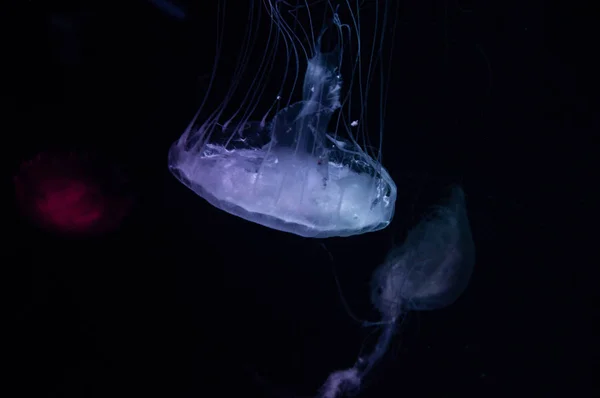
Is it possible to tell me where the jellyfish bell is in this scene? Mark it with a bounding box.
[370,185,475,318]
[168,1,397,238]
[318,186,475,398]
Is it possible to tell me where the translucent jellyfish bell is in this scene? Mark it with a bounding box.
[370,185,475,319]
[168,1,397,238]
[319,186,475,398]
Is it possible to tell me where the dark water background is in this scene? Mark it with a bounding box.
[4,1,593,397]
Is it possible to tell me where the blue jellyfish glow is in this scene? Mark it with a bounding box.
[147,0,186,20]
[318,186,475,398]
[168,1,397,238]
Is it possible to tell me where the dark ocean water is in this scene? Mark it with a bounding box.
[6,1,591,397]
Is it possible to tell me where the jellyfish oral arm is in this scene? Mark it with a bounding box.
[355,323,395,378]
[318,368,360,398]
[317,323,395,398]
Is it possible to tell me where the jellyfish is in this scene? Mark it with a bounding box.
[168,1,397,238]
[318,186,475,398]
[14,152,132,236]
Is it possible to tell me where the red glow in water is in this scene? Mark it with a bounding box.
[15,152,132,235]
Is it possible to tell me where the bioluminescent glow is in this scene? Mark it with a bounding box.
[14,152,132,236]
[318,186,475,398]
[169,1,397,238]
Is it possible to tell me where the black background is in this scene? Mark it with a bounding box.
[4,1,594,397]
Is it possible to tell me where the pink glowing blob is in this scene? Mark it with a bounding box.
[14,152,132,235]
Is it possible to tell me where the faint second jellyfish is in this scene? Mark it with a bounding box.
[319,186,475,398]
[168,1,397,238]
[14,151,132,236]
